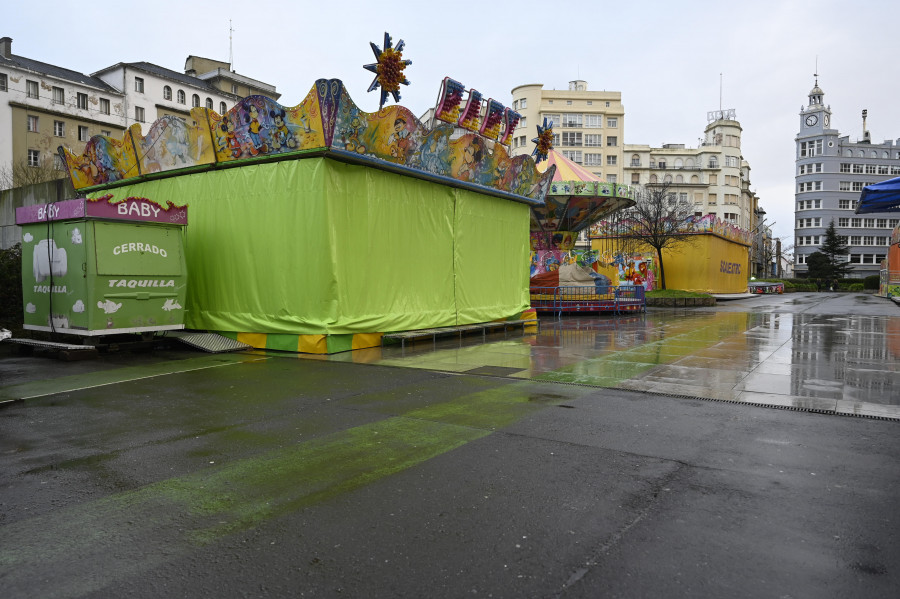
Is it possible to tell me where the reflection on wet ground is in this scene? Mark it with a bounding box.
[322,294,900,421]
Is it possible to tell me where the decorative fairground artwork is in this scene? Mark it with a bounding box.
[60,31,553,204]
[590,213,752,246]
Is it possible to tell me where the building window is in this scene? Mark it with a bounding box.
[232,83,239,94]
[0,73,7,92]
[101,130,111,137]
[518,98,527,109]
[100,98,110,115]
[177,90,186,104]
[879,165,889,175]
[607,155,617,166]
[840,163,851,173]
[164,86,172,100]
[632,173,640,184]
[135,106,145,122]
[584,134,602,147]
[800,139,823,157]
[561,132,582,146]
[53,154,65,171]
[78,126,89,141]
[797,218,821,228]
[865,164,876,174]
[584,153,602,166]
[219,101,227,114]
[27,149,40,167]
[54,120,65,137]
[192,94,200,108]
[607,174,617,183]
[607,118,618,128]
[519,117,526,130]
[799,163,822,174]
[877,219,888,228]
[839,181,851,191]
[566,100,572,105]
[585,114,603,128]
[206,98,213,109]
[852,164,863,173]
[52,86,64,104]
[797,199,821,210]
[77,93,88,109]
[135,77,144,93]
[26,80,39,99]
[562,113,582,128]
[542,114,560,128]
[852,182,864,192]
[839,199,858,210]
[562,150,582,163]
[725,156,738,167]
[552,133,560,146]
[798,181,822,192]
[606,136,617,147]
[27,115,38,132]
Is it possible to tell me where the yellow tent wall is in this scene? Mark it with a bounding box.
[592,233,750,293]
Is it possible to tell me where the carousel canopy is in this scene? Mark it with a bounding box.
[530,149,636,234]
[538,149,601,182]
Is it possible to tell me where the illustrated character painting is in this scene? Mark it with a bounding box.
[219,118,242,158]
[269,109,297,151]
[342,117,367,154]
[243,104,266,155]
[457,137,484,181]
[387,117,412,161]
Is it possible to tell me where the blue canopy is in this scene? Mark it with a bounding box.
[856,176,900,214]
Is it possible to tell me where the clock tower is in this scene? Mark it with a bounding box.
[800,77,832,132]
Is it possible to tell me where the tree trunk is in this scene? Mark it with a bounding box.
[656,248,666,290]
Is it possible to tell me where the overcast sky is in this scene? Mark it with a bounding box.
[8,0,899,243]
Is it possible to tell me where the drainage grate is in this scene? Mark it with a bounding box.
[167,331,252,353]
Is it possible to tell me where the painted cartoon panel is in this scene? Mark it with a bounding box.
[135,114,215,174]
[61,129,139,189]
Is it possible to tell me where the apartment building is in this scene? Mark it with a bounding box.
[0,36,278,190]
[794,80,900,278]
[623,112,760,231]
[0,36,124,187]
[509,80,624,183]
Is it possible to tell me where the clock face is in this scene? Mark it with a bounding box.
[806,115,818,127]
[824,115,830,127]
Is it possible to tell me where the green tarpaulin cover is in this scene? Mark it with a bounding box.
[93,157,530,335]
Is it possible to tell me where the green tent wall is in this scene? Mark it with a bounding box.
[92,157,531,351]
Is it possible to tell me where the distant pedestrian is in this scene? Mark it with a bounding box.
[815,279,822,292]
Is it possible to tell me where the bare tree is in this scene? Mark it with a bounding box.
[0,156,67,191]
[616,178,698,290]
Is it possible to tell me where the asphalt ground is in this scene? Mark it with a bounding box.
[1,292,899,598]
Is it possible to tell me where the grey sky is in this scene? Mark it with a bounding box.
[8,0,899,243]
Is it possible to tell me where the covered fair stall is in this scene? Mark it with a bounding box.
[57,34,555,353]
[856,178,900,299]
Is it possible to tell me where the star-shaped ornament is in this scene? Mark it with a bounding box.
[532,117,554,164]
[363,32,412,110]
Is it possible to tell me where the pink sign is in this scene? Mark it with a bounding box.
[16,197,187,225]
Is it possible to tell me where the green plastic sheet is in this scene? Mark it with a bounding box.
[93,158,530,335]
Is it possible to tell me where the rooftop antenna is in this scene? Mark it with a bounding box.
[229,19,234,71]
[814,55,818,86]
[719,73,723,111]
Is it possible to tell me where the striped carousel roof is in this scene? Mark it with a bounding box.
[538,149,601,183]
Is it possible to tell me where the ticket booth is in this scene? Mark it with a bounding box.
[16,197,188,336]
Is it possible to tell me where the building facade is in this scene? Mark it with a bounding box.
[0,36,278,190]
[623,111,760,231]
[509,80,625,184]
[0,36,124,188]
[794,80,900,278]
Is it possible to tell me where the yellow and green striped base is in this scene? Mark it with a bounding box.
[216,310,538,355]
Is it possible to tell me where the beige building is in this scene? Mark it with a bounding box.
[0,36,278,190]
[623,112,761,231]
[509,80,625,183]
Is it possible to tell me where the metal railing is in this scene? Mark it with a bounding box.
[530,285,646,317]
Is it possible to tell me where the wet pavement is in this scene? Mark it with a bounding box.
[326,291,900,421]
[1,291,899,598]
